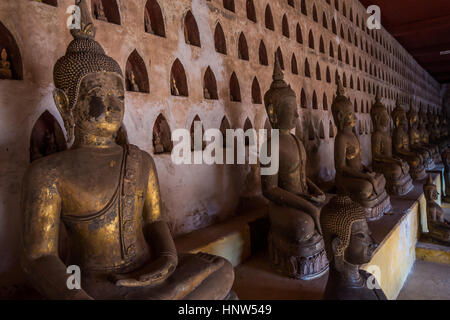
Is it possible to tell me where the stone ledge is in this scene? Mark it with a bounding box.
[416,241,450,265]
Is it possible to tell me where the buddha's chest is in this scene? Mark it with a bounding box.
[345,135,361,160]
[278,136,307,192]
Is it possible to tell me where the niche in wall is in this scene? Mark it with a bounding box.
[323,93,328,110]
[251,77,262,104]
[304,58,310,77]
[301,89,307,108]
[153,114,173,154]
[0,20,22,80]
[312,91,318,109]
[265,5,275,31]
[91,0,121,25]
[170,59,188,97]
[144,0,165,37]
[238,33,249,61]
[296,24,303,44]
[125,50,150,93]
[282,15,290,38]
[291,54,298,75]
[39,0,58,6]
[220,116,231,148]
[246,0,257,22]
[259,40,268,66]
[204,67,218,100]
[329,120,335,138]
[308,30,314,49]
[223,0,235,12]
[184,10,201,47]
[276,47,284,70]
[30,111,67,162]
[214,23,227,54]
[190,115,206,151]
[230,72,241,102]
[243,118,254,146]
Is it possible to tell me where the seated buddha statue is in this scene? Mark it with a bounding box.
[406,105,435,170]
[21,0,235,300]
[423,175,450,245]
[391,101,427,180]
[261,54,329,280]
[321,194,387,300]
[370,88,413,196]
[332,79,391,221]
[0,48,12,80]
[418,107,441,164]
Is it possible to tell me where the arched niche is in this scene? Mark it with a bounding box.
[170,58,188,97]
[296,24,303,44]
[125,50,149,93]
[264,117,272,140]
[316,62,321,81]
[40,0,58,6]
[91,0,121,25]
[275,48,285,70]
[326,67,331,83]
[251,77,262,104]
[265,5,274,31]
[243,117,253,146]
[319,121,325,139]
[238,33,249,61]
[184,10,201,47]
[329,41,334,58]
[220,116,231,148]
[282,14,290,38]
[288,0,295,7]
[308,30,314,49]
[230,72,241,102]
[308,122,316,141]
[329,120,335,138]
[323,93,328,110]
[0,21,23,80]
[30,111,67,162]
[319,36,325,53]
[190,115,206,151]
[312,4,318,22]
[301,0,307,15]
[246,0,257,22]
[332,18,337,34]
[291,53,298,75]
[312,91,318,109]
[153,114,173,154]
[301,89,307,108]
[144,0,165,37]
[204,66,218,100]
[322,12,328,29]
[223,0,235,12]
[214,23,227,55]
[304,58,310,77]
[259,40,268,66]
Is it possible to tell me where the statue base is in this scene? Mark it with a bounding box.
[410,166,427,180]
[358,190,392,221]
[385,173,414,196]
[268,230,329,280]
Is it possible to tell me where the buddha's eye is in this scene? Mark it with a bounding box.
[355,233,365,239]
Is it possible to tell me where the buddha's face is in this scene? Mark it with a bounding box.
[409,112,418,128]
[374,109,390,131]
[337,103,356,129]
[344,220,377,265]
[275,95,299,130]
[425,187,439,202]
[74,72,125,137]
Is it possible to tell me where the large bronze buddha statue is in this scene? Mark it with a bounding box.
[418,107,441,164]
[21,0,235,300]
[261,54,329,280]
[370,88,413,196]
[332,80,391,221]
[423,175,450,245]
[391,101,427,180]
[321,194,386,300]
[406,105,435,170]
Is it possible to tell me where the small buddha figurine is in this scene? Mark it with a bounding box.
[0,48,12,80]
[391,101,427,180]
[21,0,235,300]
[126,70,140,92]
[418,107,441,164]
[321,194,387,300]
[423,175,450,245]
[153,129,165,154]
[406,105,435,170]
[332,79,391,221]
[203,87,211,100]
[94,0,107,22]
[370,88,413,196]
[171,78,179,96]
[261,54,329,280]
[144,11,154,34]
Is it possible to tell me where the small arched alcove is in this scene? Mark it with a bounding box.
[251,77,262,104]
[329,41,334,58]
[190,115,206,151]
[184,10,201,47]
[296,24,303,44]
[259,40,268,66]
[0,20,23,80]
[301,0,307,15]
[30,111,67,163]
[322,12,328,29]
[243,118,254,146]
[313,4,318,22]
[144,0,165,37]
[316,62,321,80]
[238,33,249,61]
[214,23,227,55]
[40,0,58,6]
[265,5,275,31]
[288,0,295,7]
[223,0,235,12]
[91,0,121,25]
[276,47,284,70]
[153,114,173,154]
[291,53,298,75]
[332,18,337,34]
[323,93,328,110]
[125,50,150,93]
[308,30,314,49]
[220,116,231,148]
[230,72,242,102]
[312,91,318,109]
[338,45,342,61]
[319,121,325,139]
[204,66,218,100]
[304,58,310,77]
[319,36,325,53]
[301,88,307,108]
[329,120,335,138]
[282,14,290,38]
[326,67,331,83]
[170,58,188,97]
[246,0,257,22]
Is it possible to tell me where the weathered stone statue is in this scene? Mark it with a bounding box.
[407,105,435,170]
[423,175,450,245]
[93,0,107,22]
[332,80,391,221]
[21,0,235,300]
[0,48,12,79]
[321,194,387,300]
[171,78,179,96]
[370,88,413,196]
[418,107,441,164]
[126,70,140,92]
[261,54,329,280]
[391,101,426,180]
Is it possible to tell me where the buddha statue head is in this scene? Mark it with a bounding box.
[321,195,377,270]
[370,87,390,133]
[406,105,419,130]
[53,0,124,145]
[263,53,298,131]
[391,99,407,131]
[424,174,439,203]
[331,78,356,131]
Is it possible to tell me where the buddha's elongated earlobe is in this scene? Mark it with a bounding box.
[53,88,75,144]
[331,236,345,272]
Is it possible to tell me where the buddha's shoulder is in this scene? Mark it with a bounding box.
[24,149,76,181]
[128,144,155,169]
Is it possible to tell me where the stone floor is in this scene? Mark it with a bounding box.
[397,260,450,300]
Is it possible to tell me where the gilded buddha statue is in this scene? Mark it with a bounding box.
[261,54,329,280]
[406,105,435,170]
[418,107,441,164]
[21,0,235,300]
[332,79,391,221]
[321,194,386,300]
[423,175,450,245]
[370,88,413,196]
[391,101,427,180]
[0,48,12,80]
